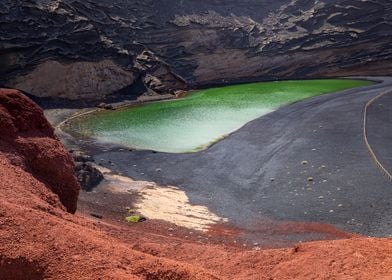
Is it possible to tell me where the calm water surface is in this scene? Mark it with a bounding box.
[69,79,371,153]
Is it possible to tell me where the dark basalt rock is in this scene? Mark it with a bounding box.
[0,0,391,100]
[96,102,115,110]
[73,151,103,191]
[75,162,104,192]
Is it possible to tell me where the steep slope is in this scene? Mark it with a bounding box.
[0,88,79,212]
[1,0,391,99]
[0,88,216,279]
[1,88,392,279]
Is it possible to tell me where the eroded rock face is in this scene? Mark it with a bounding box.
[7,60,136,100]
[0,0,391,99]
[0,88,79,212]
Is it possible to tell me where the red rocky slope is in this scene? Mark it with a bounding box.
[0,88,79,213]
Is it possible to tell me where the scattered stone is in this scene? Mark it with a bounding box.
[174,90,187,98]
[90,213,103,219]
[97,103,115,110]
[307,177,314,182]
[292,245,300,253]
[96,102,106,108]
[301,161,308,165]
[72,151,93,163]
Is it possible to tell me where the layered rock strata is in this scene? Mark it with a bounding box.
[0,0,391,99]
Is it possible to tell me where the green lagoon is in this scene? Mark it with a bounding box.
[70,79,371,153]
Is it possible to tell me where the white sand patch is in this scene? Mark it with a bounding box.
[96,165,227,231]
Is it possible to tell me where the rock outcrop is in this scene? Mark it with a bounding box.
[1,0,391,100]
[0,88,79,212]
[7,60,136,100]
[72,151,104,191]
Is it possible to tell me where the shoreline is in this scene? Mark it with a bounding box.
[51,76,378,154]
[44,76,391,246]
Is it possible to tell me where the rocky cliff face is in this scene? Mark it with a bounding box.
[1,0,391,100]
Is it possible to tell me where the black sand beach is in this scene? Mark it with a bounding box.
[55,77,392,244]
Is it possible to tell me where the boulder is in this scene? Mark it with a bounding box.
[75,162,104,192]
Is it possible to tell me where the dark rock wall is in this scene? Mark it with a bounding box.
[1,0,391,99]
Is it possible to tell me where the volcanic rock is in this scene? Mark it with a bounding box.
[1,0,391,99]
[5,60,136,100]
[0,88,79,213]
[96,102,115,110]
[1,88,392,278]
[75,162,104,192]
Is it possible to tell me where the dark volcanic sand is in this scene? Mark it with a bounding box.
[74,77,392,244]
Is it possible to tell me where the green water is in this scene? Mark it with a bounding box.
[70,79,371,153]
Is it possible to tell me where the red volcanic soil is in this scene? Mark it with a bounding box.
[1,88,392,279]
[0,88,79,213]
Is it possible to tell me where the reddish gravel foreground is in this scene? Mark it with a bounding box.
[1,88,392,279]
